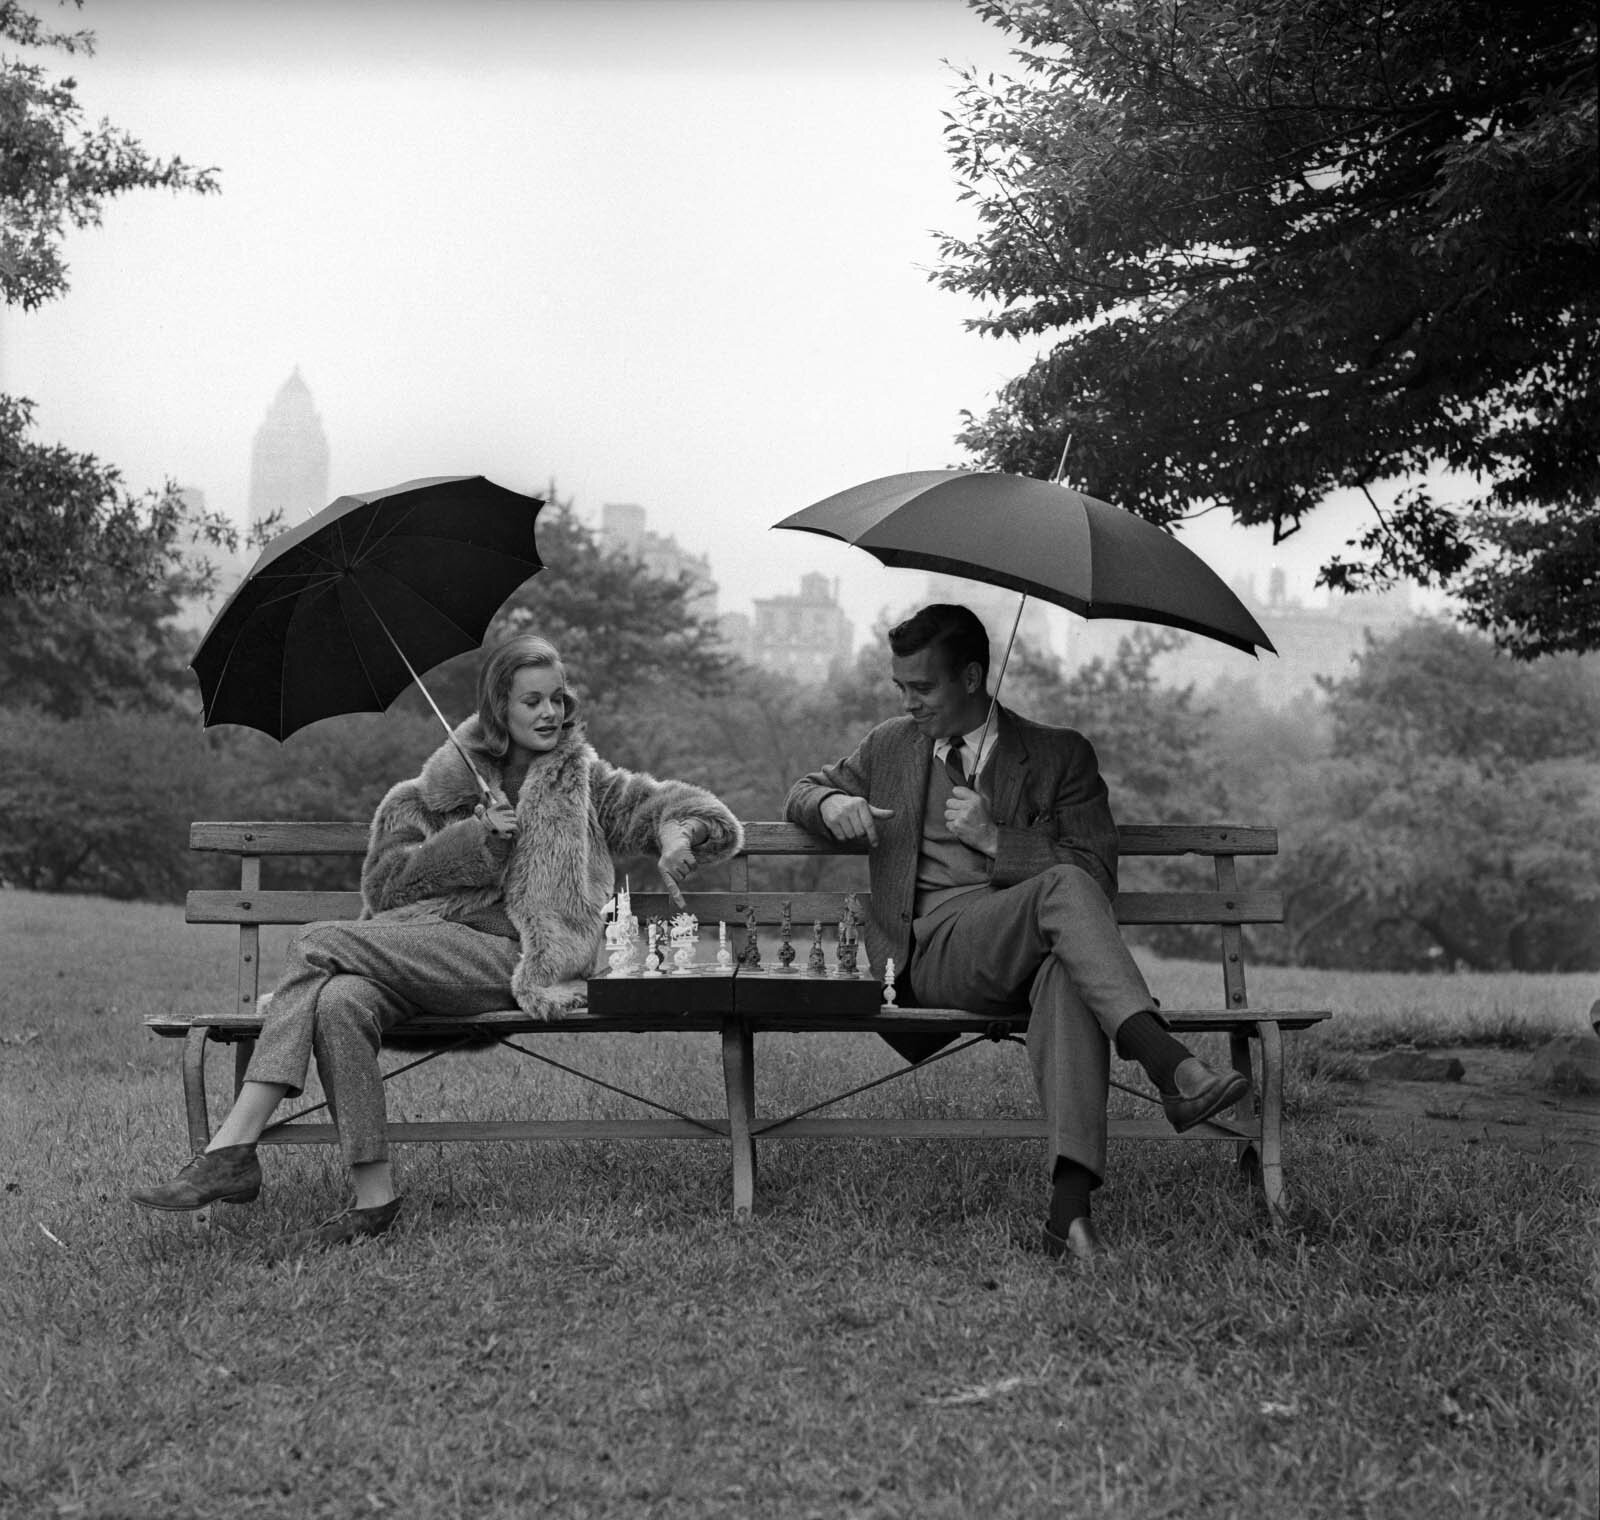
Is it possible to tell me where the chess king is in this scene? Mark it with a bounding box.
[784,602,1249,1262]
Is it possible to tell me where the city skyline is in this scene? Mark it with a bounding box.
[4,0,1443,671]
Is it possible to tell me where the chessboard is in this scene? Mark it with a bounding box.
[584,965,882,1018]
[730,967,883,1017]
[585,966,736,1016]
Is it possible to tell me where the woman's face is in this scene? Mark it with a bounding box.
[504,663,567,758]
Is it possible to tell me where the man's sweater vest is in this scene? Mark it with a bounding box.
[914,761,991,920]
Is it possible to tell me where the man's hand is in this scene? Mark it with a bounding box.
[820,793,895,846]
[945,786,998,857]
[474,790,517,840]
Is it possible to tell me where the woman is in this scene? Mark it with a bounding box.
[133,633,743,1256]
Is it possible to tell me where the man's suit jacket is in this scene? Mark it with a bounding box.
[784,705,1120,980]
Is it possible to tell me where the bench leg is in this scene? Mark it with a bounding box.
[1255,1020,1288,1225]
[721,1019,757,1218]
[182,1027,213,1154]
[1228,1030,1262,1188]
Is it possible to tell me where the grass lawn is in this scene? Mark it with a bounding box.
[1,890,1595,1519]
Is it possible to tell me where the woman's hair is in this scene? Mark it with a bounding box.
[475,633,579,757]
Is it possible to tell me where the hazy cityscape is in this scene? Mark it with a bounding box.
[184,367,1426,707]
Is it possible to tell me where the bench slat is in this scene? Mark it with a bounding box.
[191,820,1280,859]
[186,886,1285,929]
[187,889,365,925]
[191,821,370,854]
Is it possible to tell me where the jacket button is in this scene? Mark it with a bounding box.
[899,912,910,922]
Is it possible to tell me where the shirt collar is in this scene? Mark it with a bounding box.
[934,713,999,777]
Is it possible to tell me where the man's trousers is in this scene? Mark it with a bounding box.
[907,863,1153,1181]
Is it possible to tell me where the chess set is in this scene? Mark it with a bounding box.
[586,889,892,1018]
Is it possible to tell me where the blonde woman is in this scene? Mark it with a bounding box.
[134,634,742,1255]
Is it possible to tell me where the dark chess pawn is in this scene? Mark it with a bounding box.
[807,921,827,976]
[777,900,796,971]
[739,904,762,970]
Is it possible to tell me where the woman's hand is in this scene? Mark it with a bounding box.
[475,790,518,840]
[656,819,704,909]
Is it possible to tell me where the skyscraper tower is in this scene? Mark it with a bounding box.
[248,367,329,531]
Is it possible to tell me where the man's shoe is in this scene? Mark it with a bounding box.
[1041,1216,1108,1261]
[131,1145,261,1211]
[1162,1058,1251,1133]
[260,1197,403,1264]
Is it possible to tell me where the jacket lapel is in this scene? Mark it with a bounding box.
[986,707,1032,826]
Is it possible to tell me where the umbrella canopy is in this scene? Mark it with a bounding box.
[191,475,546,740]
[774,469,1274,657]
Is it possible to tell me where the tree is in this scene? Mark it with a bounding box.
[937,0,1599,657]
[397,492,732,727]
[1,2,225,599]
[1283,622,1600,969]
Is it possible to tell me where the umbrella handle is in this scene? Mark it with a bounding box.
[975,593,1027,778]
[359,591,497,803]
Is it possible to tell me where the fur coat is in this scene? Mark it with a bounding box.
[360,717,743,1016]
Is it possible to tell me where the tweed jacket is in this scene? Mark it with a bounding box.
[784,706,1118,978]
[361,717,742,1016]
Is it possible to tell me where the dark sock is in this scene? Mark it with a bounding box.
[1048,1157,1095,1235]
[1114,1009,1193,1094]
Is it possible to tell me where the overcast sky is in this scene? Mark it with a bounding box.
[5,0,1407,668]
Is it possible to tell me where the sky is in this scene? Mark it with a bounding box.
[4,0,1422,668]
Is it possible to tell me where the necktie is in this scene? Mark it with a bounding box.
[945,735,967,789]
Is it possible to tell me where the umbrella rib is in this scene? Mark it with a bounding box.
[359,561,500,645]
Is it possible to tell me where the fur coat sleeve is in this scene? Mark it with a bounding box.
[357,718,743,1019]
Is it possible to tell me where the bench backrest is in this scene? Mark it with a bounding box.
[189,820,1278,1015]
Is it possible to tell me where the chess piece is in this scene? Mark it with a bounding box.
[739,903,762,970]
[715,920,733,971]
[882,957,898,1006]
[806,920,826,976]
[643,922,663,976]
[777,899,796,972]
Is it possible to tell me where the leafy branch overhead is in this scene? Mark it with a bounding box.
[1,0,222,598]
[939,0,1598,655]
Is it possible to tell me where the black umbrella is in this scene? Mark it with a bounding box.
[774,468,1275,760]
[191,475,545,796]
[774,469,1274,656]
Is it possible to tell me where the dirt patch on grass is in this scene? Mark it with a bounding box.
[1337,1045,1600,1170]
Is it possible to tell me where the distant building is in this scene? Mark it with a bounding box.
[600,502,717,617]
[1151,571,1422,702]
[748,572,855,685]
[248,368,329,533]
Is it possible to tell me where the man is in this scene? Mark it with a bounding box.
[784,604,1247,1260]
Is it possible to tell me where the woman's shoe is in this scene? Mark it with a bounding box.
[260,1196,404,1263]
[131,1145,262,1211]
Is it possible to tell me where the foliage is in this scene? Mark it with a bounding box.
[0,705,216,897]
[1284,622,1600,969]
[0,3,224,599]
[0,567,196,718]
[939,0,1599,656]
[394,493,732,728]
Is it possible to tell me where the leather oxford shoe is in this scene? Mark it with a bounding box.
[131,1145,261,1211]
[1162,1058,1251,1133]
[1041,1216,1108,1261]
[260,1196,403,1264]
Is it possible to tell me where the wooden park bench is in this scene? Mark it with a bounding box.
[148,820,1329,1222]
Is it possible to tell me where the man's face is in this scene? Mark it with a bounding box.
[890,645,984,739]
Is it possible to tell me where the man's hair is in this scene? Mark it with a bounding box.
[475,633,579,757]
[887,603,990,681]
